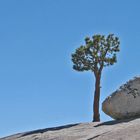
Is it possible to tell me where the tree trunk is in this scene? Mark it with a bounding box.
[93,73,101,122]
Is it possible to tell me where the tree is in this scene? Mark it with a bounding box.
[71,34,120,122]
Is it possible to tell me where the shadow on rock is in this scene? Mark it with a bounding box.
[20,123,79,138]
[94,117,140,127]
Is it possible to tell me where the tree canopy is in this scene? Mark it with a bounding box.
[72,34,120,75]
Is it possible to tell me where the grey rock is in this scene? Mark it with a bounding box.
[1,118,140,140]
[102,76,140,120]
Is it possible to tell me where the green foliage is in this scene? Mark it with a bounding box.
[71,34,120,74]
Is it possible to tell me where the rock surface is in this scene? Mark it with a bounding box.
[1,118,140,140]
[102,76,140,120]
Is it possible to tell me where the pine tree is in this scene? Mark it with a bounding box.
[71,34,120,121]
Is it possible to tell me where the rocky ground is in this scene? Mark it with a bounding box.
[1,117,140,140]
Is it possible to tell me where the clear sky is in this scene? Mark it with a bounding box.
[0,0,140,137]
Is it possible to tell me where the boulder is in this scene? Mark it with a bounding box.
[102,76,140,120]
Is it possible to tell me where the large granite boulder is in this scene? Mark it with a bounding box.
[102,76,140,120]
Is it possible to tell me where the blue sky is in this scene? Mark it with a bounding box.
[0,0,140,137]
